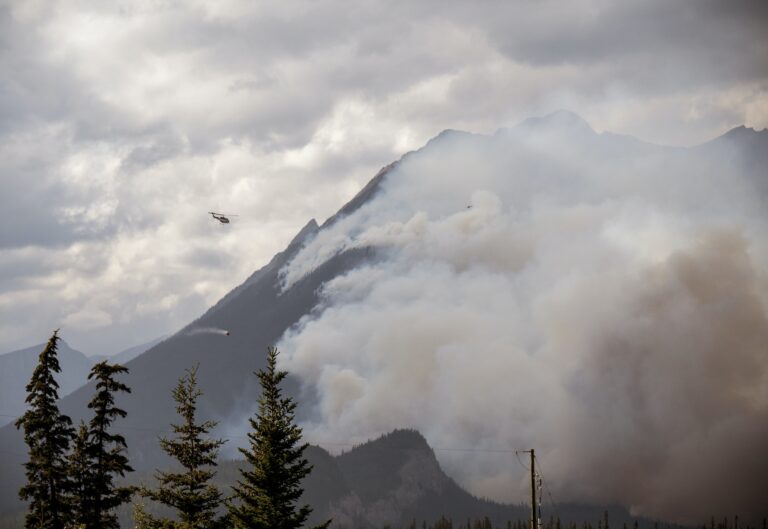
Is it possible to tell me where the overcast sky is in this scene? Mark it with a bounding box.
[1,0,766,356]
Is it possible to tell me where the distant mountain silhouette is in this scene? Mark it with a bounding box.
[89,335,167,366]
[515,109,596,135]
[0,340,92,427]
[0,335,166,428]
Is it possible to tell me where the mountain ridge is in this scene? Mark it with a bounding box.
[0,113,765,523]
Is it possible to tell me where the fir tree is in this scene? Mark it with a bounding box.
[228,347,330,529]
[67,421,93,525]
[79,361,134,529]
[135,364,227,529]
[15,330,74,529]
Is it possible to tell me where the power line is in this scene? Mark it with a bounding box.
[534,452,560,521]
[515,449,532,471]
[1,413,534,455]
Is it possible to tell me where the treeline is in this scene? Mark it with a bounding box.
[370,515,768,529]
[13,331,766,529]
[14,330,328,529]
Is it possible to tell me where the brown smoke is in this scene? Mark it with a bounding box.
[277,125,768,522]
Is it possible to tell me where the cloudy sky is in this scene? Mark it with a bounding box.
[1,0,766,356]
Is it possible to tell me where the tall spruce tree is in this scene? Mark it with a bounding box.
[228,347,330,529]
[15,330,74,529]
[78,361,134,529]
[135,364,226,529]
[67,421,93,525]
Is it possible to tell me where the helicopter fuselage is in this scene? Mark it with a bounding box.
[209,212,232,224]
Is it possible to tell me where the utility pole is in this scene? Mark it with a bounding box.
[530,449,537,529]
[517,449,538,529]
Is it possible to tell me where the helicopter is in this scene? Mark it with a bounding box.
[208,212,238,224]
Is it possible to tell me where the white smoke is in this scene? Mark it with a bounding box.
[186,326,230,336]
[276,119,768,522]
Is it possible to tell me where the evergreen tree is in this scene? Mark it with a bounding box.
[135,364,227,529]
[228,347,330,529]
[78,361,134,529]
[15,330,74,529]
[67,421,93,525]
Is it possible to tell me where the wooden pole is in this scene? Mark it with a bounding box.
[531,449,536,529]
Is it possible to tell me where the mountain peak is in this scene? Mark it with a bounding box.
[698,123,768,157]
[719,124,768,140]
[287,218,319,252]
[336,429,436,480]
[372,428,431,451]
[517,109,595,134]
[431,128,472,142]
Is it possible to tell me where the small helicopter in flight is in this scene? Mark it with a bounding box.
[208,212,239,224]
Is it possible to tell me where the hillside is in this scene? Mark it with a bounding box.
[117,429,649,529]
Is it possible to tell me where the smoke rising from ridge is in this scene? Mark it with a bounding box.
[277,118,768,522]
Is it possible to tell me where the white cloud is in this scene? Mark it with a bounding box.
[0,0,765,358]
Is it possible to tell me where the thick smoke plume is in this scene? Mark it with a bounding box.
[277,115,768,522]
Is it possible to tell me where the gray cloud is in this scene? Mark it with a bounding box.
[0,128,117,249]
[0,0,765,357]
